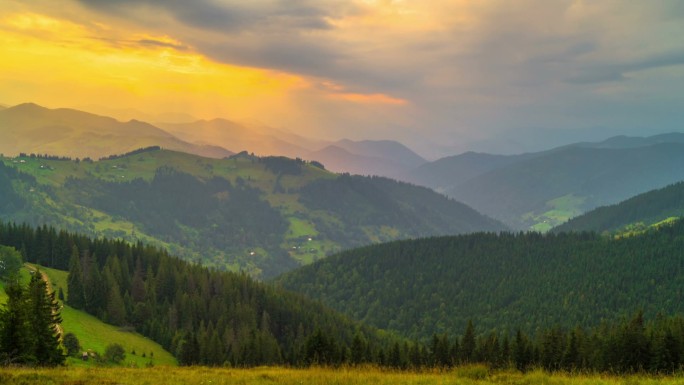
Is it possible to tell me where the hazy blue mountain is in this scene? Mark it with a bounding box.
[307,145,417,176]
[554,181,684,233]
[398,152,534,192]
[332,139,426,168]
[574,133,684,150]
[447,143,684,230]
[160,119,427,177]
[399,133,684,230]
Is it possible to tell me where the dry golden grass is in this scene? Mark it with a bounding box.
[1,366,683,385]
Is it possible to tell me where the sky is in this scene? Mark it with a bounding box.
[1,0,684,158]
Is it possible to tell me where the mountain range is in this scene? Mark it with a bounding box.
[157,120,427,176]
[5,102,684,235]
[0,103,233,160]
[399,134,684,230]
[1,103,428,178]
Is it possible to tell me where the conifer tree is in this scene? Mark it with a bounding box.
[66,246,85,309]
[461,319,476,363]
[26,272,64,366]
[0,278,32,364]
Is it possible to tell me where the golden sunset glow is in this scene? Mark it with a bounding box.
[1,1,683,156]
[0,2,416,134]
[0,11,312,122]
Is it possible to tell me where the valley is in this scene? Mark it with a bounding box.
[0,149,503,278]
[399,137,684,230]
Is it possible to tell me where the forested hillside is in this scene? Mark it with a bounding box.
[554,181,684,234]
[5,223,684,373]
[0,222,394,366]
[446,143,684,230]
[277,221,684,339]
[0,149,504,277]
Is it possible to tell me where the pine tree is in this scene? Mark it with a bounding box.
[461,319,476,363]
[66,246,85,309]
[104,267,126,326]
[514,329,531,373]
[0,278,32,364]
[350,333,367,365]
[26,271,65,366]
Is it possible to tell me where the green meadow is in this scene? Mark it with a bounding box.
[0,265,177,367]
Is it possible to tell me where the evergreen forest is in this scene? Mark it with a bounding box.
[555,181,684,234]
[3,222,684,373]
[277,221,684,339]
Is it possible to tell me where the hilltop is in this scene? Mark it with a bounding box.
[0,103,232,159]
[0,148,503,277]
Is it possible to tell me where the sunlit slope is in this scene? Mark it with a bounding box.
[0,148,505,277]
[554,181,684,234]
[0,103,232,159]
[0,265,177,366]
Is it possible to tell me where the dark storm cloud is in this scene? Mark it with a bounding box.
[567,51,684,85]
[76,0,347,32]
[69,0,684,156]
[75,0,382,88]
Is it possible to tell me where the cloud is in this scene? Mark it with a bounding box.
[76,0,351,32]
[9,0,684,156]
[567,51,684,84]
[136,38,188,51]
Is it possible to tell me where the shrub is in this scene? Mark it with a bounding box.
[104,343,126,364]
[63,333,81,357]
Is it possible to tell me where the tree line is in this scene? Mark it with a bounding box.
[3,221,684,373]
[278,223,684,338]
[0,221,393,367]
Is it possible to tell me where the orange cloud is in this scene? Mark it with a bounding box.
[0,5,414,140]
[0,11,308,121]
[330,92,408,105]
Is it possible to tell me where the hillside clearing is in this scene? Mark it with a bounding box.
[1,265,177,367]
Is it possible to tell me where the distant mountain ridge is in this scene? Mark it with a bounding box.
[2,102,427,178]
[398,133,684,230]
[333,139,426,168]
[157,118,318,159]
[159,119,427,177]
[574,132,684,149]
[0,103,233,159]
[554,181,684,233]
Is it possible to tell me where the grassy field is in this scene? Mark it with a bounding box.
[525,194,586,232]
[0,366,682,385]
[1,265,177,367]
